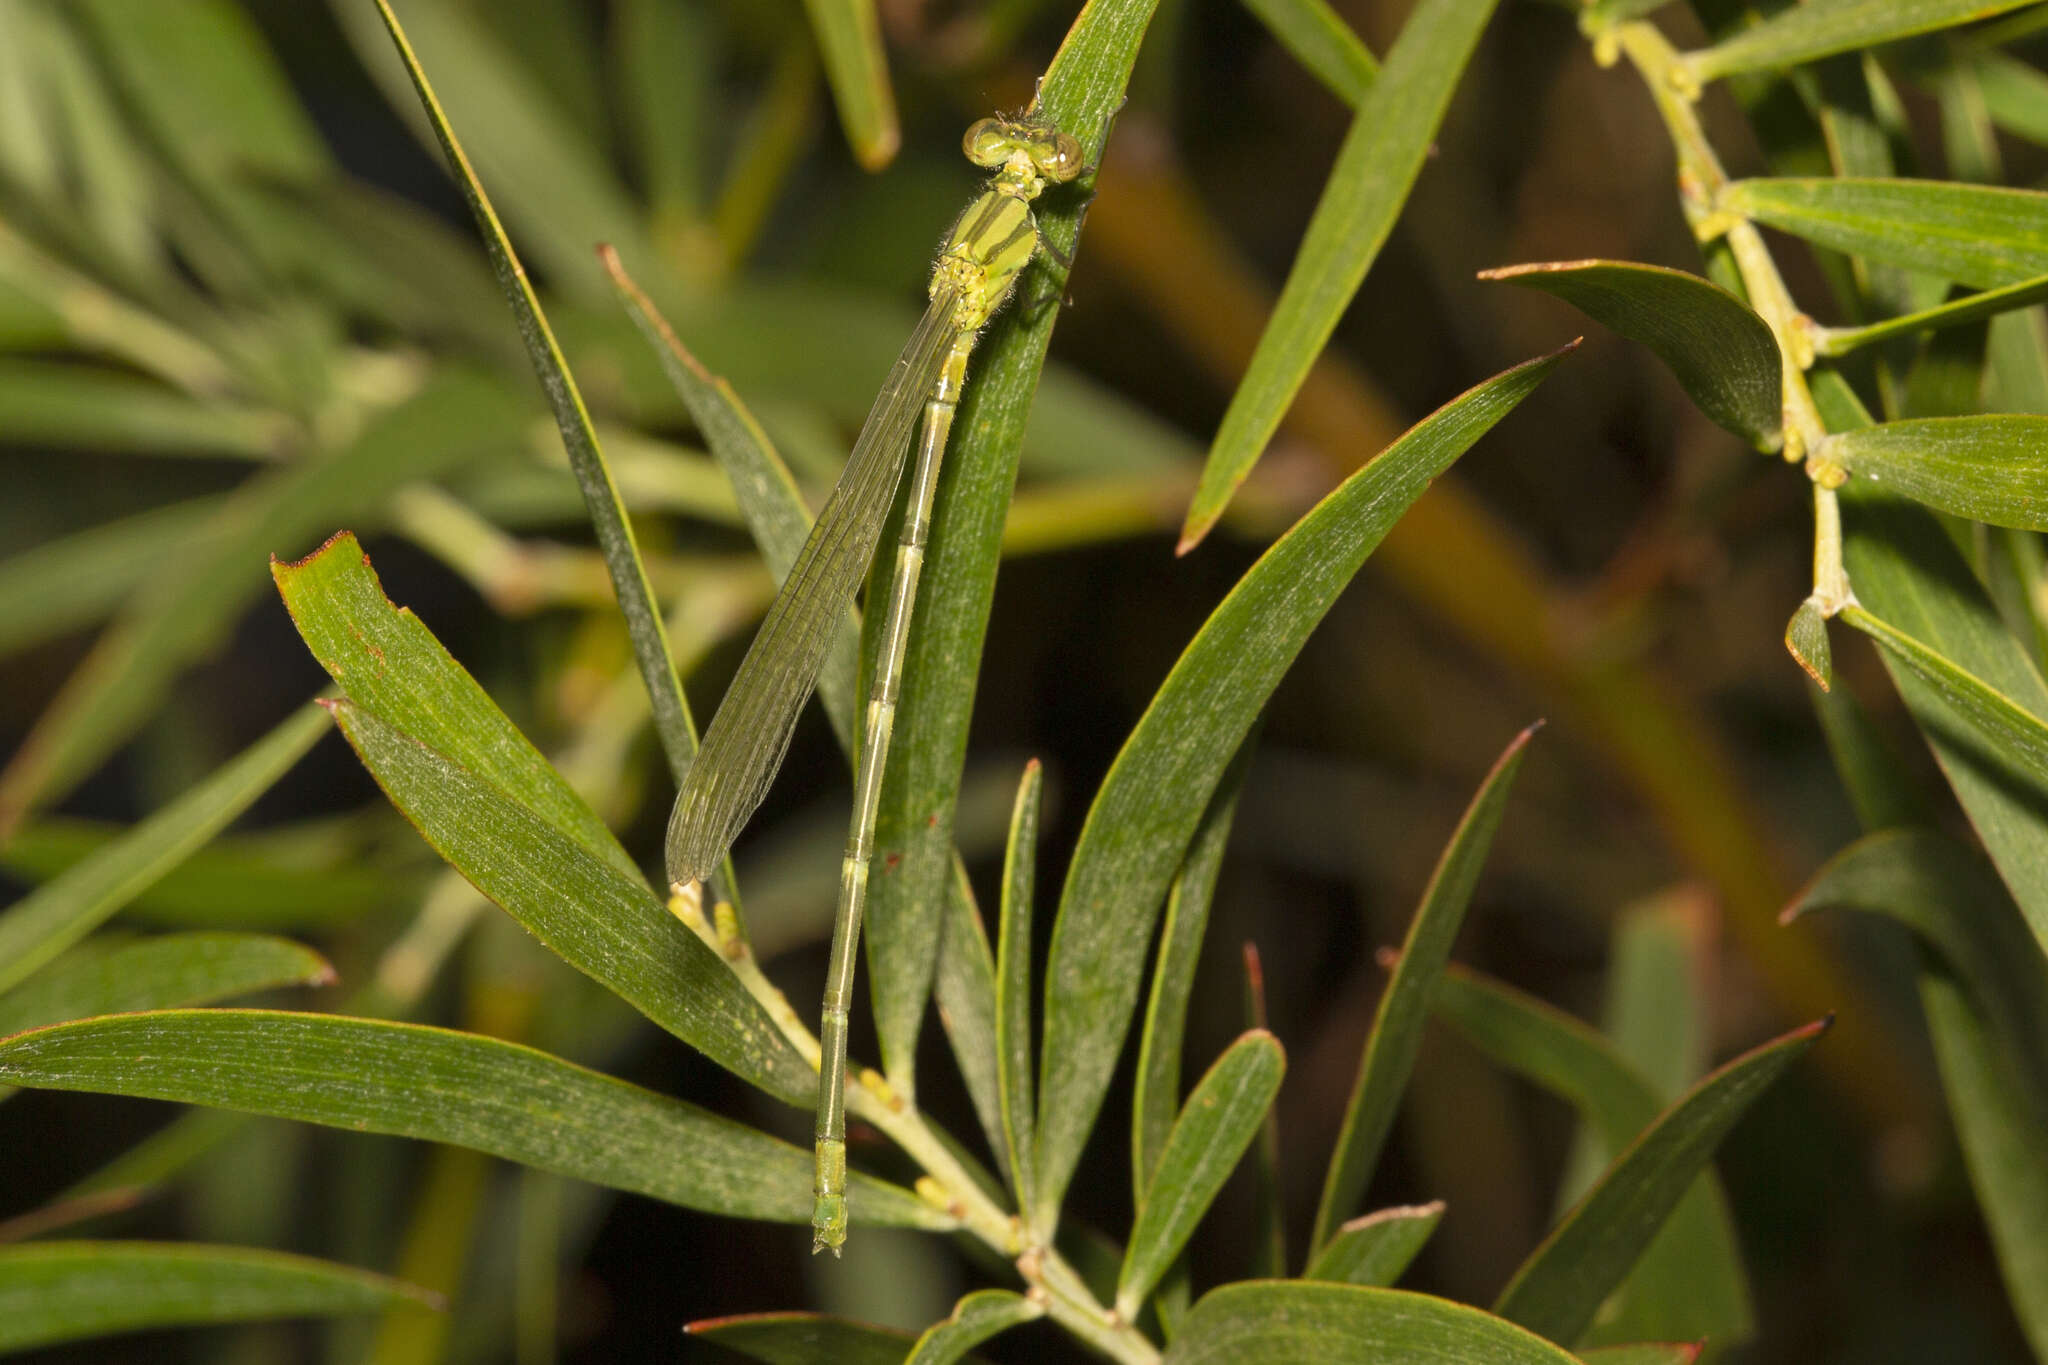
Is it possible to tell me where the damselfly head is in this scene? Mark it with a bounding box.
[963,117,1086,185]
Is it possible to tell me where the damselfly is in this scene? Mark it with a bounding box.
[664,114,1084,1253]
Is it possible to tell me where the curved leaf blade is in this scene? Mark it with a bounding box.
[1311,722,1540,1249]
[1813,271,2048,357]
[273,531,634,876]
[996,760,1043,1209]
[0,1010,943,1230]
[1480,260,1782,451]
[1681,0,2038,86]
[1303,1202,1444,1287]
[1119,1030,1286,1316]
[1162,1282,1582,1364]
[1722,178,2048,290]
[1827,415,2048,530]
[1492,1020,1827,1346]
[328,699,814,1101]
[0,1241,432,1353]
[1240,0,1378,108]
[689,1311,922,1365]
[800,0,898,170]
[0,703,330,998]
[1187,0,1501,546]
[1036,349,1565,1230]
[0,933,333,1036]
[905,1289,1042,1365]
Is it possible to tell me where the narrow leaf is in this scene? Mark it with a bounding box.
[1118,1030,1286,1316]
[800,0,899,170]
[0,704,329,998]
[1133,737,1255,1197]
[327,700,814,1102]
[905,1289,1042,1365]
[1681,0,2038,86]
[601,247,856,748]
[1037,351,1564,1230]
[1303,1202,1444,1287]
[369,0,695,788]
[1429,965,1751,1346]
[1813,272,2048,356]
[0,934,333,1036]
[1493,1020,1828,1346]
[0,496,227,656]
[996,761,1044,1209]
[1577,1348,1703,1365]
[273,531,634,877]
[1312,722,1540,1249]
[1187,0,1501,546]
[1242,945,1286,1280]
[1721,178,2048,290]
[1240,0,1379,108]
[1162,1283,1583,1364]
[0,1241,432,1353]
[0,359,283,457]
[1480,260,1782,451]
[0,1011,942,1231]
[1825,416,2048,530]
[933,861,1007,1165]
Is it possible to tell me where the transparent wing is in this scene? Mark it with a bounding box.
[666,286,963,884]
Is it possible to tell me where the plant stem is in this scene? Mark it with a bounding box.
[681,883,1159,1361]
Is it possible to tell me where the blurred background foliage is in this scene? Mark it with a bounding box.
[0,0,2040,1360]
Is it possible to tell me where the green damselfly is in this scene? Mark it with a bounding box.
[664,113,1084,1253]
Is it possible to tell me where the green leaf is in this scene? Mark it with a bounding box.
[932,861,1007,1168]
[1118,1031,1286,1316]
[330,0,651,302]
[1965,49,2048,149]
[1492,1019,1827,1346]
[1680,0,2039,86]
[1133,737,1255,1199]
[0,496,226,657]
[1186,0,1501,546]
[1429,965,1751,1347]
[1786,596,1834,689]
[905,1290,1042,1365]
[1312,722,1540,1249]
[688,1311,922,1365]
[2,817,398,932]
[861,0,1169,1102]
[1303,1202,1444,1286]
[0,1010,943,1230]
[1480,260,1783,451]
[0,704,330,998]
[602,251,857,751]
[800,0,899,170]
[0,1241,432,1353]
[1785,829,2048,1087]
[1241,946,1285,1282]
[1784,829,2048,1354]
[1036,350,1563,1231]
[273,531,633,877]
[612,0,712,222]
[0,933,332,1036]
[1721,178,2048,290]
[0,368,527,832]
[1839,482,2048,974]
[1162,1283,1583,1364]
[70,0,329,185]
[996,760,1044,1210]
[1813,272,2048,357]
[327,699,815,1102]
[368,0,696,791]
[1825,416,2048,529]
[1240,0,1379,108]
[0,359,284,457]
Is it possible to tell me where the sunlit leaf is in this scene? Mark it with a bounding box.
[1826,415,2048,530]
[905,1290,1041,1365]
[1722,178,2048,290]
[1303,1202,1444,1287]
[0,1010,943,1230]
[1037,351,1563,1232]
[1681,0,2039,86]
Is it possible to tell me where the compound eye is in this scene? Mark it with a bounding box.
[963,118,1010,167]
[1036,131,1085,181]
